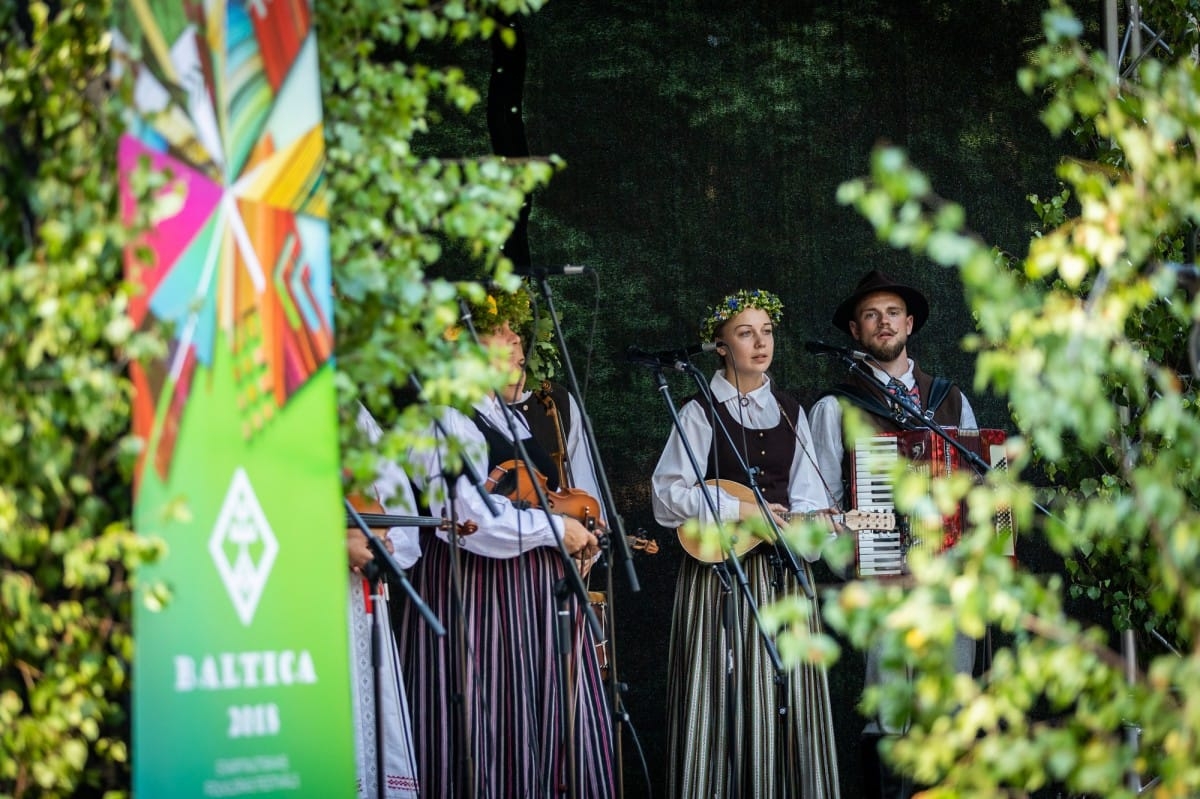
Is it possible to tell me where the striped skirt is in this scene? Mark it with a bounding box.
[665,553,840,799]
[397,533,616,798]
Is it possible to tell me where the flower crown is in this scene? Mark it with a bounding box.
[465,288,533,336]
[454,285,560,379]
[700,288,784,342]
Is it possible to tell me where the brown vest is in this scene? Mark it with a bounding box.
[693,386,801,507]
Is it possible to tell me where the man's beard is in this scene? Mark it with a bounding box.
[862,336,906,363]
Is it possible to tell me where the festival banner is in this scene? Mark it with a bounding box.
[115,1,354,796]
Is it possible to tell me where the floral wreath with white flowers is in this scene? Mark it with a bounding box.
[700,288,784,342]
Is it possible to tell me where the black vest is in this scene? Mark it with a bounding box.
[471,409,560,492]
[509,381,572,487]
[693,386,801,507]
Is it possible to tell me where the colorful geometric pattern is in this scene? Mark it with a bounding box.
[116,0,331,486]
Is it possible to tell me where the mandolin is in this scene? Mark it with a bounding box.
[676,478,895,564]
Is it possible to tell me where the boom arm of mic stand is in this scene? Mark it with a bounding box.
[345,498,446,636]
[682,362,815,601]
[408,374,502,518]
[651,367,785,675]
[839,357,1076,564]
[528,273,641,593]
[842,359,992,476]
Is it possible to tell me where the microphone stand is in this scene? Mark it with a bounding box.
[442,458,480,798]
[345,499,445,799]
[526,269,640,590]
[827,349,1036,705]
[826,345,1061,521]
[680,360,813,799]
[409,370,503,797]
[835,352,991,477]
[642,364,785,799]
[491,405,602,799]
[682,361,815,601]
[526,268,639,799]
[345,499,448,636]
[403,370,498,799]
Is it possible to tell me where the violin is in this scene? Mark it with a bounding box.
[484,459,600,531]
[346,493,478,537]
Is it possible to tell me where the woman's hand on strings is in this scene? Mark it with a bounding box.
[810,508,845,535]
[766,502,792,529]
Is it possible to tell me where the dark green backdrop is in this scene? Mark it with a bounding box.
[424,1,1092,795]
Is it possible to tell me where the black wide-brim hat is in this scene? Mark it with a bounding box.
[831,269,930,336]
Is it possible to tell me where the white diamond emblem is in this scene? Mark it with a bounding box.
[209,468,278,626]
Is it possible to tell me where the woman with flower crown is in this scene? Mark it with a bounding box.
[650,288,841,799]
[396,289,615,798]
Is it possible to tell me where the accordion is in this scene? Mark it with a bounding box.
[850,427,1014,578]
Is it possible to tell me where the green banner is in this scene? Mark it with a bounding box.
[133,356,352,797]
[118,1,354,795]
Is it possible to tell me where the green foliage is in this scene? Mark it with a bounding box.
[0,0,561,795]
[0,2,166,796]
[818,1,1200,794]
[315,0,563,482]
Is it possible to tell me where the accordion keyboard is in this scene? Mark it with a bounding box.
[852,435,905,577]
[850,428,1013,578]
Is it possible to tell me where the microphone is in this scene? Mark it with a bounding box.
[803,340,871,360]
[510,264,592,277]
[626,342,719,370]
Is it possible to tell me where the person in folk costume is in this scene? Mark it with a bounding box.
[808,269,978,799]
[505,330,611,624]
[501,311,624,772]
[396,289,616,799]
[505,347,604,540]
[346,404,421,799]
[650,288,841,799]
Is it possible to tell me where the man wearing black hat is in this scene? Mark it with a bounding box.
[809,269,978,799]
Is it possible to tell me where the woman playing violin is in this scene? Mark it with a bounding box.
[396,289,614,799]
